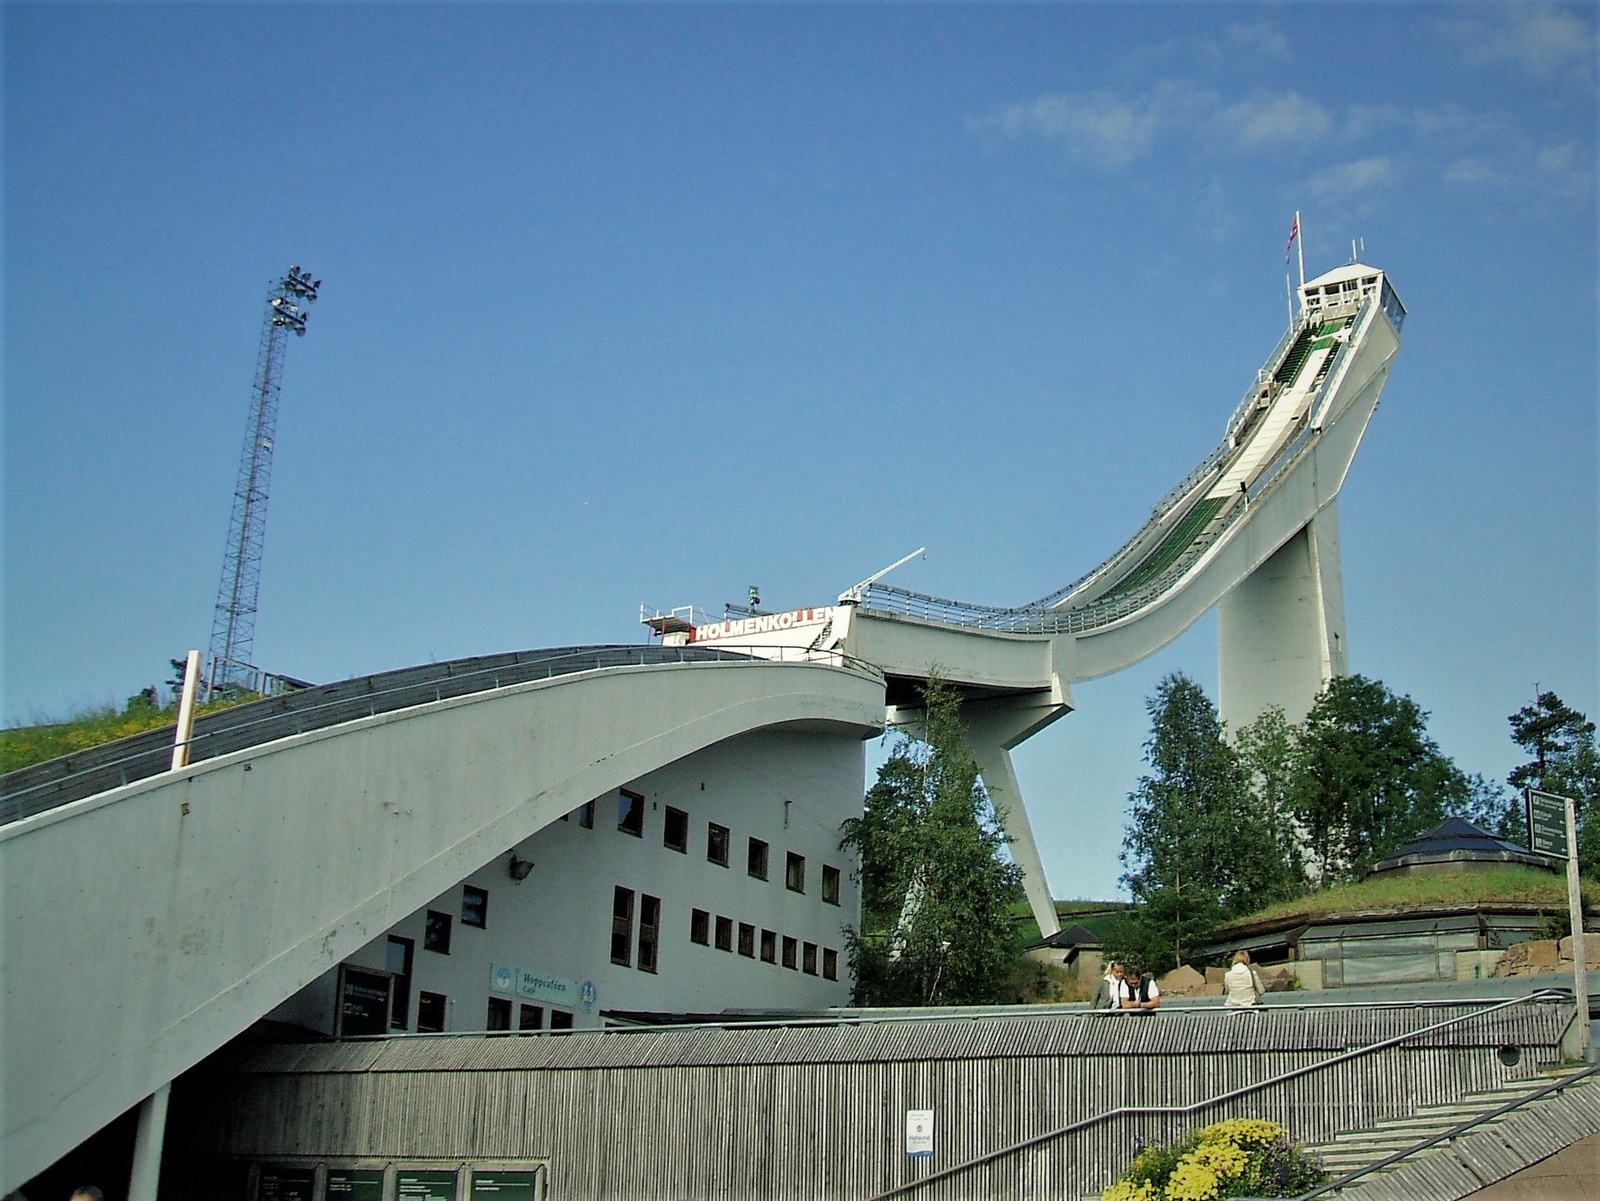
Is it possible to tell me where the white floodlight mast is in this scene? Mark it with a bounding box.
[206,266,320,699]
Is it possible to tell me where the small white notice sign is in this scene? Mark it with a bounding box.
[905,1108,934,1158]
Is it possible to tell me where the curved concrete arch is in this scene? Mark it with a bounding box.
[0,655,884,1191]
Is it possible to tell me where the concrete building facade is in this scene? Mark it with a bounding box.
[271,728,863,1035]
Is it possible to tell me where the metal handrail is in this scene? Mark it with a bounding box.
[323,993,1555,1043]
[1288,1059,1600,1200]
[1,643,883,823]
[864,988,1569,1200]
[854,297,1379,637]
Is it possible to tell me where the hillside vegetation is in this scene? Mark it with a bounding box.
[1,693,252,775]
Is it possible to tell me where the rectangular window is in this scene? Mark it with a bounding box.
[690,908,710,945]
[760,929,777,963]
[663,806,689,853]
[747,837,769,880]
[638,894,661,974]
[486,996,512,1031]
[738,922,755,958]
[617,789,644,837]
[518,1004,544,1031]
[782,936,798,970]
[707,822,730,867]
[803,942,818,975]
[823,947,839,981]
[424,910,452,954]
[715,915,733,952]
[578,800,595,828]
[416,990,447,1033]
[611,887,635,966]
[385,935,414,1030]
[462,885,489,928]
[550,1009,574,1030]
[785,853,806,894]
[821,865,841,906]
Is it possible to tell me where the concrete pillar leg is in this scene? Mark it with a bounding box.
[971,744,1061,939]
[129,1082,171,1201]
[1219,500,1347,731]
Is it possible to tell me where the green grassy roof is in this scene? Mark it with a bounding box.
[1231,866,1596,931]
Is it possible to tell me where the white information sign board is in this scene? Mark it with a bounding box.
[905,1108,934,1158]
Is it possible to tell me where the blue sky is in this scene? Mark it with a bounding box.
[4,3,1595,899]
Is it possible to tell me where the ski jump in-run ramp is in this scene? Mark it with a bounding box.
[656,261,1407,940]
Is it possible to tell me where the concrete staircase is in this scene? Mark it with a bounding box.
[1306,1067,1600,1197]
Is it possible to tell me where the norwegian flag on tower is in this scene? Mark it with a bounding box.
[1285,213,1300,263]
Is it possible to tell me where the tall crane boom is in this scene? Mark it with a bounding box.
[207,265,320,699]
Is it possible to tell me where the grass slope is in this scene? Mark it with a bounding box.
[1,696,252,774]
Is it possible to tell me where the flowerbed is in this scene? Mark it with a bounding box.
[1103,1118,1326,1200]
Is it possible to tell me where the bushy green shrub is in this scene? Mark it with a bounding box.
[1104,1119,1326,1200]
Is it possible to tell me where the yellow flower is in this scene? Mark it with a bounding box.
[1199,1118,1284,1149]
[1165,1160,1221,1201]
[1101,1181,1157,1201]
[1192,1140,1249,1178]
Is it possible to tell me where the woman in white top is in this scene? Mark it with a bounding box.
[1223,949,1266,1008]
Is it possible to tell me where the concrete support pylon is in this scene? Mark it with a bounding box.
[962,690,1072,939]
[1219,500,1348,731]
[128,1082,171,1201]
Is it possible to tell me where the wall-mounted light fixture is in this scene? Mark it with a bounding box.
[508,853,535,882]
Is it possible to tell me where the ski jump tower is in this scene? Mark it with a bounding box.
[650,260,1407,936]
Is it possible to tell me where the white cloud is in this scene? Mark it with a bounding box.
[1439,3,1596,85]
[1228,21,1291,61]
[1443,157,1503,186]
[975,83,1334,168]
[975,81,1214,169]
[1538,142,1576,172]
[1208,92,1331,152]
[1304,158,1396,207]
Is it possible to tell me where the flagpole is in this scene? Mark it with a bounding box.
[1296,209,1305,292]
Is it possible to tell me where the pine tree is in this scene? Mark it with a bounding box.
[840,676,1022,1006]
[1507,692,1600,874]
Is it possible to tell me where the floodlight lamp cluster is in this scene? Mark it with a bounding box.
[267,266,321,337]
[282,265,321,303]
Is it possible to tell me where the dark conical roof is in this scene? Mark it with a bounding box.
[1026,923,1103,951]
[1367,816,1558,877]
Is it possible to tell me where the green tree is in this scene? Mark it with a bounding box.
[1447,772,1523,845]
[1507,692,1600,874]
[840,676,1022,1005]
[1121,674,1297,970]
[1291,674,1471,884]
[1235,705,1308,890]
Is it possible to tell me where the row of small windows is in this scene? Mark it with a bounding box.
[689,908,839,981]
[584,790,842,904]
[485,997,575,1033]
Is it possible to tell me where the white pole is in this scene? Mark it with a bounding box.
[1296,210,1305,292]
[1566,794,1590,1060]
[128,1081,171,1201]
[171,649,202,771]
